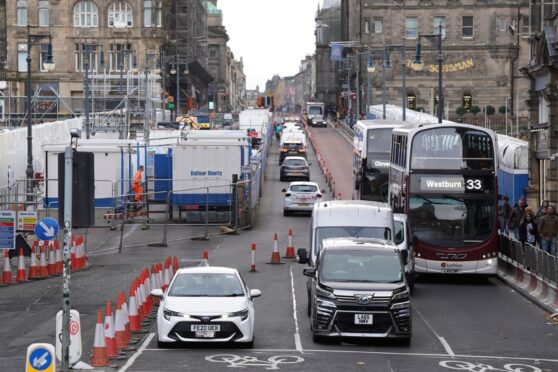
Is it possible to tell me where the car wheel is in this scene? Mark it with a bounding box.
[157,339,173,349]
[283,210,289,217]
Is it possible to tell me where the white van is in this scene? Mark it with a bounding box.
[394,213,415,292]
[306,200,395,266]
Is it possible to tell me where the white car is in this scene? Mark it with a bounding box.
[151,266,262,348]
[282,181,325,216]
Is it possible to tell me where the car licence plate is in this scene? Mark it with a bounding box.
[191,324,220,332]
[354,314,373,325]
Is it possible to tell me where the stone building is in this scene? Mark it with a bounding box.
[339,0,530,121]
[230,57,246,112]
[206,0,228,112]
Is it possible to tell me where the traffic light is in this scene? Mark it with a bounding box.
[187,96,193,110]
[167,96,175,110]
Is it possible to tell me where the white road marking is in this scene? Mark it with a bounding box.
[290,265,303,353]
[118,332,155,372]
[415,308,455,357]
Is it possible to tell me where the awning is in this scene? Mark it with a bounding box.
[188,60,214,84]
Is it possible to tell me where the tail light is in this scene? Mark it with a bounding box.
[285,193,291,197]
[298,149,306,153]
[316,194,322,198]
[280,148,288,152]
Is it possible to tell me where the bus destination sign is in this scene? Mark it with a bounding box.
[416,176,485,193]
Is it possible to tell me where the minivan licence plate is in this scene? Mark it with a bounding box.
[354,314,373,325]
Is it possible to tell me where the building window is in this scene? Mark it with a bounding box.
[109,1,133,28]
[374,18,383,33]
[144,1,162,27]
[498,16,506,32]
[17,0,27,27]
[407,94,416,110]
[364,18,370,34]
[74,44,100,72]
[39,44,49,71]
[108,44,134,71]
[463,93,472,110]
[18,44,27,72]
[405,17,417,39]
[462,16,474,38]
[521,15,529,34]
[209,50,216,58]
[433,16,446,38]
[39,1,49,27]
[74,1,99,27]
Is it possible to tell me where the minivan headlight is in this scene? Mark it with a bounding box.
[392,288,410,302]
[316,285,335,299]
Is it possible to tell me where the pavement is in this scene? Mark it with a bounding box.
[0,125,557,372]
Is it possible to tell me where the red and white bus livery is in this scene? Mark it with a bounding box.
[388,123,498,275]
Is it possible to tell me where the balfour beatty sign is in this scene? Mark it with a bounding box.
[190,170,224,177]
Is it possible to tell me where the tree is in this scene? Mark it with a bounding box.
[470,105,481,115]
[498,105,509,114]
[485,105,495,116]
[456,107,466,116]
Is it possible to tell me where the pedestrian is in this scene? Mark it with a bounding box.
[539,205,558,256]
[537,200,550,218]
[508,197,527,240]
[498,196,511,235]
[519,213,539,247]
[132,165,144,206]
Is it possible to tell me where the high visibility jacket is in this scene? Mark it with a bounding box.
[133,170,142,187]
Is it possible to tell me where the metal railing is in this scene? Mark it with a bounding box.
[499,233,558,285]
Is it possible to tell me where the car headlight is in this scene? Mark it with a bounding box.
[315,285,335,300]
[222,308,249,321]
[391,288,410,302]
[163,307,185,321]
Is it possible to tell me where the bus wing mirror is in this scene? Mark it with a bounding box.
[297,248,309,264]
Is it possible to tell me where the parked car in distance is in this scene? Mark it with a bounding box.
[280,156,310,182]
[151,266,262,348]
[298,238,411,345]
[282,181,325,216]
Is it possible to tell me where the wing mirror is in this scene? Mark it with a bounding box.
[296,248,309,265]
[151,288,164,298]
[321,189,326,193]
[303,267,316,277]
[250,289,262,299]
[282,188,287,192]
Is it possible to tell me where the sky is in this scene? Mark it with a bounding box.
[219,0,322,90]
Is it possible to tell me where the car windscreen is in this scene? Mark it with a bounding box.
[283,143,303,150]
[394,221,404,245]
[283,159,307,167]
[290,184,318,192]
[168,273,245,297]
[320,250,402,283]
[315,226,391,253]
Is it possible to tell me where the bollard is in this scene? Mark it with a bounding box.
[250,243,257,272]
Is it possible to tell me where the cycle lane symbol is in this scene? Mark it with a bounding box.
[439,360,543,372]
[205,354,304,370]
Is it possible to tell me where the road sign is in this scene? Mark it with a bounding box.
[26,343,55,372]
[34,218,59,241]
[0,210,15,250]
[18,211,38,231]
[55,309,82,365]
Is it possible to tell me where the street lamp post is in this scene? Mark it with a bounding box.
[413,23,444,123]
[168,56,189,118]
[118,48,135,138]
[83,44,104,139]
[366,54,373,118]
[26,24,54,199]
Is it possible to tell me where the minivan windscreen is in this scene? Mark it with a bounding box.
[315,226,391,254]
[320,250,402,283]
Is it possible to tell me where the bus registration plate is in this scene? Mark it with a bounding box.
[354,314,373,325]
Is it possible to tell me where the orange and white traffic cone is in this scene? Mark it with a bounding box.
[267,233,283,264]
[129,284,141,332]
[114,297,128,351]
[156,262,163,291]
[28,245,40,280]
[143,269,152,314]
[78,236,86,269]
[119,292,131,343]
[16,248,28,282]
[38,244,49,278]
[202,251,209,266]
[283,229,296,259]
[150,265,160,306]
[173,256,179,273]
[167,257,174,278]
[2,250,12,285]
[47,242,56,276]
[104,301,118,358]
[55,240,62,275]
[250,243,257,272]
[162,261,171,293]
[91,309,109,367]
[134,278,144,320]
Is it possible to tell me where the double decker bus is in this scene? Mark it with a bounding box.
[388,123,498,275]
[352,120,409,201]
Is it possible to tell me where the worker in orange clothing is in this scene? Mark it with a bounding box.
[132,165,144,203]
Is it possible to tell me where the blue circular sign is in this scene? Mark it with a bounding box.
[34,218,59,241]
[29,347,52,370]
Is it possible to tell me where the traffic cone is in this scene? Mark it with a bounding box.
[167,257,174,278]
[114,297,128,351]
[156,262,163,291]
[47,242,56,276]
[143,269,152,314]
[119,292,131,342]
[134,278,144,320]
[202,251,209,266]
[28,246,40,280]
[91,309,109,367]
[78,236,87,269]
[129,284,141,332]
[162,261,171,292]
[173,256,179,273]
[38,244,49,278]
[267,233,284,264]
[139,271,148,315]
[104,301,118,358]
[2,250,12,285]
[150,266,160,306]
[283,229,296,259]
[16,248,28,282]
[55,240,62,275]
